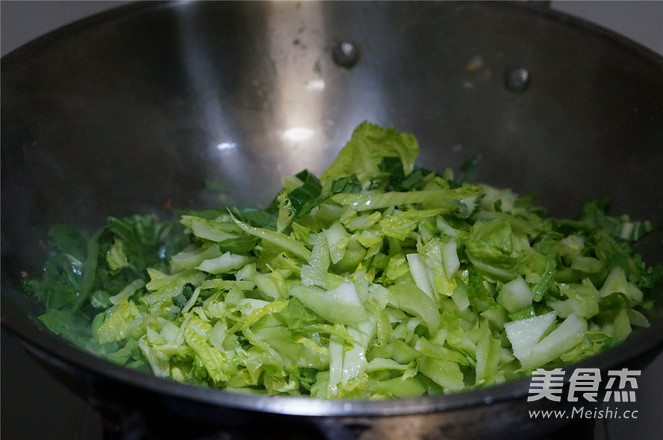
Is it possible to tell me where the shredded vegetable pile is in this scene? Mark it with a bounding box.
[25,122,661,399]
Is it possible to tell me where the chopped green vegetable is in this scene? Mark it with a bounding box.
[23,121,661,399]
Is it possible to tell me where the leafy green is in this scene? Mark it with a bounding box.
[23,121,661,399]
[320,121,419,189]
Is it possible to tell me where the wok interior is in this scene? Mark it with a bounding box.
[2,0,663,415]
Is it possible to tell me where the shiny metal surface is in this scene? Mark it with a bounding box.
[2,1,663,439]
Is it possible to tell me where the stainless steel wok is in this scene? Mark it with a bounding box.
[2,2,663,439]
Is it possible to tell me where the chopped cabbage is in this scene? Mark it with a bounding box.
[25,121,661,399]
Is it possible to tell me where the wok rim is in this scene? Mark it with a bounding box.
[2,1,663,65]
[4,303,663,417]
[2,0,663,419]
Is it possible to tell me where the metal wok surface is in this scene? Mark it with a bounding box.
[2,1,663,439]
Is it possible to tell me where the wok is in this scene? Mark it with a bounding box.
[2,1,663,439]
